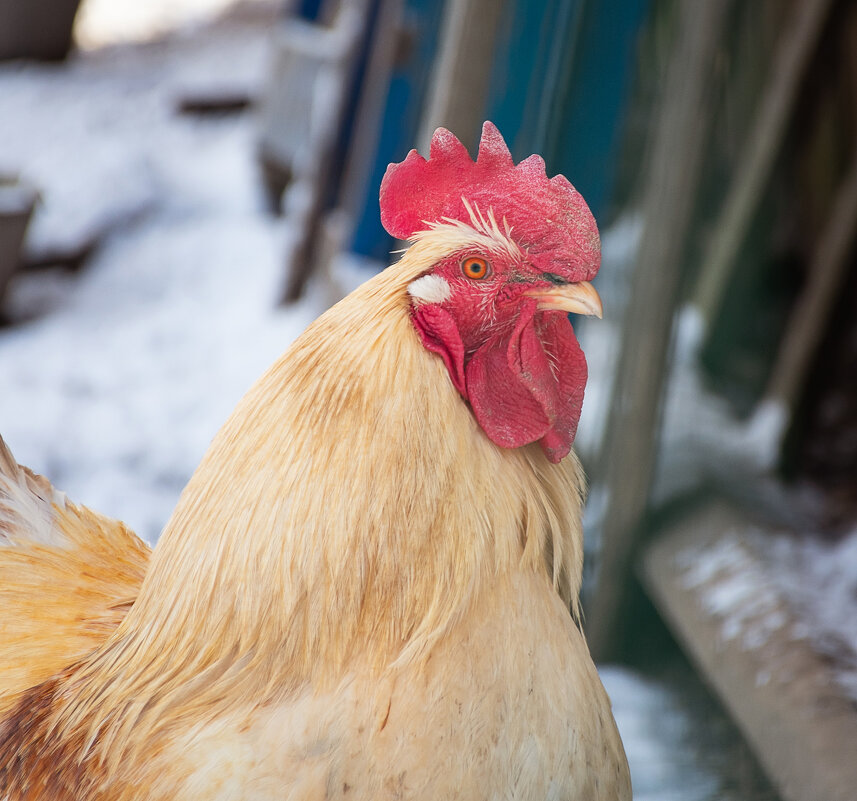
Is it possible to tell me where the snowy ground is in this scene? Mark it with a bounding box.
[74,0,271,49]
[761,526,857,700]
[600,666,723,801]
[0,1,327,540]
[0,4,779,798]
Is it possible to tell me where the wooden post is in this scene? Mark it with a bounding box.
[418,0,505,153]
[585,0,732,661]
[328,0,404,239]
[278,3,371,302]
[284,0,403,301]
[691,0,834,335]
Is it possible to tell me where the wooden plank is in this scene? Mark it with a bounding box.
[584,0,732,660]
[691,0,835,334]
[640,499,857,801]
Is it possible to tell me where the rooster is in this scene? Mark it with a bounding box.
[0,122,630,800]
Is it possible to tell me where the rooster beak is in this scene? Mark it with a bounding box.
[527,280,603,319]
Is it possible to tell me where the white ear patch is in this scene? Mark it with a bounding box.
[407,274,452,304]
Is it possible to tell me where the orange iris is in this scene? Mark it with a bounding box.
[461,256,490,280]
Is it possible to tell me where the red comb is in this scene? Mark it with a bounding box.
[380,122,600,281]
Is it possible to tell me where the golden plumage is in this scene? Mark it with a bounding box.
[0,439,148,720]
[0,224,630,800]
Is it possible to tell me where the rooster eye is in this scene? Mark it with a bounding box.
[461,256,490,280]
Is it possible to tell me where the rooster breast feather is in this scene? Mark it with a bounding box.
[0,437,150,716]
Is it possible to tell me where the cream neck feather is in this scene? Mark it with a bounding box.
[55,229,586,767]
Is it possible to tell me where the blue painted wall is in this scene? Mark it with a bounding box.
[544,0,649,223]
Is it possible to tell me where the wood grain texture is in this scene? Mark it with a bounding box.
[641,500,857,801]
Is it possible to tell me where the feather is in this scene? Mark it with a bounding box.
[0,437,149,718]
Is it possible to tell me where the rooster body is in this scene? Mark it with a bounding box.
[0,125,630,800]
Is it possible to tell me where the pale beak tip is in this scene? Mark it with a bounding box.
[526,280,603,318]
[576,280,603,319]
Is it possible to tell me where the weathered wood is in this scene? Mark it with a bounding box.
[418,0,504,153]
[0,0,81,61]
[274,5,369,302]
[258,8,365,210]
[0,179,37,310]
[691,0,835,333]
[584,0,732,660]
[640,500,857,801]
[283,0,403,302]
[323,0,403,254]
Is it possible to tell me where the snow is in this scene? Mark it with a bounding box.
[677,532,788,650]
[0,3,324,542]
[1,218,324,541]
[573,213,641,461]
[673,520,857,701]
[74,0,270,49]
[764,528,857,699]
[0,7,274,264]
[599,666,722,801]
[658,336,788,498]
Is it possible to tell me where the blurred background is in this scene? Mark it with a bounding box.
[1,0,855,799]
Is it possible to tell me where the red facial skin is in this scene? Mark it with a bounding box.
[410,251,587,464]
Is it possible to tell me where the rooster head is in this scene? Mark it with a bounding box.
[380,122,602,463]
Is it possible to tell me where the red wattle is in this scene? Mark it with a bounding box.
[531,310,587,462]
[412,301,586,462]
